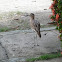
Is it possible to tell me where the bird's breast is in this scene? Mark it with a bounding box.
[30,21,35,29]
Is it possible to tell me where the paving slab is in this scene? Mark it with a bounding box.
[0,29,61,61]
[0,45,7,60]
[0,35,8,60]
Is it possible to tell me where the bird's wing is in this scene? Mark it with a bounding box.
[33,21,40,32]
[33,20,41,38]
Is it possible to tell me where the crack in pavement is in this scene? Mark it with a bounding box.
[0,42,9,59]
[0,35,9,59]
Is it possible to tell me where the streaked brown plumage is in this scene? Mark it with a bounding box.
[30,13,41,38]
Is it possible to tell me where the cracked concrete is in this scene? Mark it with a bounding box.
[0,45,7,60]
[0,29,61,62]
[0,35,9,60]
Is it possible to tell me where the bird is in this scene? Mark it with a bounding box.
[29,13,41,38]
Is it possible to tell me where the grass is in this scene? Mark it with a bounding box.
[8,11,22,16]
[0,27,10,32]
[40,24,56,28]
[26,52,62,62]
[0,15,2,20]
[0,11,56,32]
[0,11,23,19]
[0,24,56,32]
[16,11,22,15]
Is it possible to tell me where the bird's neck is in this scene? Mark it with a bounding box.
[30,18,35,21]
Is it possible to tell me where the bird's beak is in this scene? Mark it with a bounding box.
[25,14,30,17]
[26,15,30,16]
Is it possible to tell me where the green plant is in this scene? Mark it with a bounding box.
[16,11,22,15]
[49,0,62,47]
[26,53,62,62]
[0,27,10,32]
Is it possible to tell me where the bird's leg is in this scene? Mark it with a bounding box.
[34,33,39,46]
[33,32,37,46]
[35,33,37,39]
[33,32,39,46]
[33,34,36,46]
[36,33,39,46]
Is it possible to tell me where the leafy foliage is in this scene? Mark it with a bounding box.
[49,0,62,41]
[26,53,62,62]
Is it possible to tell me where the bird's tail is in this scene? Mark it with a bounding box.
[39,33,41,38]
[37,31,41,38]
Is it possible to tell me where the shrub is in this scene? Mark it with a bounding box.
[49,0,62,41]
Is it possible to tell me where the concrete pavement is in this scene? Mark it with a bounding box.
[0,28,61,62]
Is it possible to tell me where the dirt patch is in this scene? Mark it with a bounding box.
[0,11,53,31]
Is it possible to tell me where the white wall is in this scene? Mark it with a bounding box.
[0,0,52,12]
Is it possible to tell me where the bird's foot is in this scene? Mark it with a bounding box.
[37,44,40,46]
[34,44,39,46]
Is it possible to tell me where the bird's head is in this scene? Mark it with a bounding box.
[30,13,35,20]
